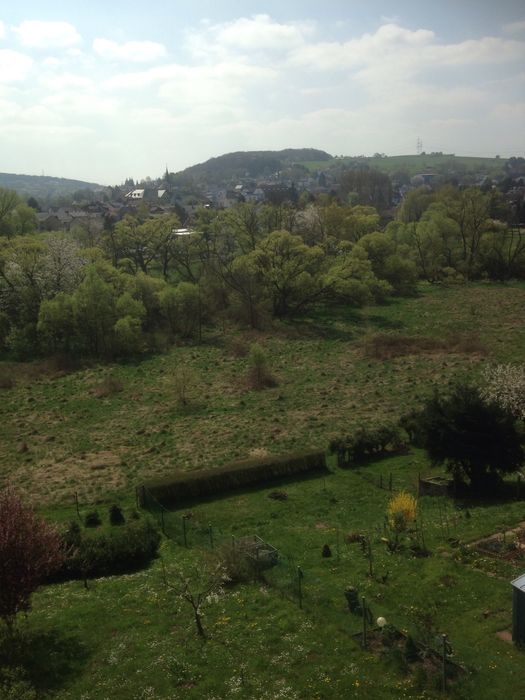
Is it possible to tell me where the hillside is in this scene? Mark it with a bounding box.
[0,172,105,202]
[175,148,332,185]
[303,153,507,178]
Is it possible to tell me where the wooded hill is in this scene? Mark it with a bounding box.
[0,172,104,201]
[174,148,332,184]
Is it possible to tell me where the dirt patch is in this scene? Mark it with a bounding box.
[496,630,512,644]
[471,522,525,562]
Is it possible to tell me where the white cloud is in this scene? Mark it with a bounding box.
[39,73,94,91]
[503,20,525,35]
[93,38,167,63]
[13,20,81,50]
[0,49,33,82]
[185,14,314,59]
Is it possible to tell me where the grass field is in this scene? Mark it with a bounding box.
[1,281,525,698]
[303,154,505,177]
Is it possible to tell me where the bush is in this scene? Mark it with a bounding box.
[387,492,417,533]
[206,543,257,585]
[329,423,406,467]
[140,450,327,508]
[93,375,124,399]
[84,510,102,528]
[247,343,277,389]
[0,371,14,390]
[58,519,160,580]
[109,505,125,526]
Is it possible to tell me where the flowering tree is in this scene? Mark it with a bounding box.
[481,364,525,421]
[162,560,228,639]
[0,490,64,633]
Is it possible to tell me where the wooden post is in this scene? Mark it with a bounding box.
[182,515,188,547]
[362,597,367,649]
[297,567,303,610]
[74,492,81,520]
[441,634,447,693]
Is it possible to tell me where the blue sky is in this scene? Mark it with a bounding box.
[1,2,524,184]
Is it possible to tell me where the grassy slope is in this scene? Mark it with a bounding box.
[1,282,525,699]
[303,154,505,177]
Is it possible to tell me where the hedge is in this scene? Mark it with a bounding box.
[329,424,407,468]
[52,519,161,582]
[139,450,328,508]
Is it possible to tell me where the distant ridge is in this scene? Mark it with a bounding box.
[176,148,332,184]
[0,172,104,200]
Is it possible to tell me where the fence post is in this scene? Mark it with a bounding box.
[74,492,81,520]
[441,634,447,693]
[367,535,373,577]
[182,515,188,547]
[362,597,367,649]
[297,567,303,610]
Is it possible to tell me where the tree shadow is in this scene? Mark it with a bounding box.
[0,627,89,695]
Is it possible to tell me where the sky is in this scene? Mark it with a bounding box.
[0,1,524,185]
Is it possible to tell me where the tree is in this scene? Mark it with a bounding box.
[0,490,64,633]
[162,560,227,639]
[0,189,21,238]
[417,383,524,492]
[481,364,525,421]
[250,230,324,317]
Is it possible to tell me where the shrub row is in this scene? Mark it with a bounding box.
[329,424,407,468]
[139,450,328,508]
[54,519,161,581]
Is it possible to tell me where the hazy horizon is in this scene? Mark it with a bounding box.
[1,1,524,184]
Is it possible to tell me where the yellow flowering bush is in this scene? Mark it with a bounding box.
[387,492,417,533]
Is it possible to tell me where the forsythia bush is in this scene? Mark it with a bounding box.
[387,492,417,533]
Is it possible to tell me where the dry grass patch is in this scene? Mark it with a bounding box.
[12,450,127,505]
[92,374,124,398]
[363,332,485,360]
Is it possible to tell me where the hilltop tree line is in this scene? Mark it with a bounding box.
[0,184,524,360]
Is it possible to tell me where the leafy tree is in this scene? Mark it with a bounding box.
[0,490,64,633]
[250,230,324,317]
[37,292,76,353]
[417,383,524,492]
[73,266,117,357]
[0,189,21,238]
